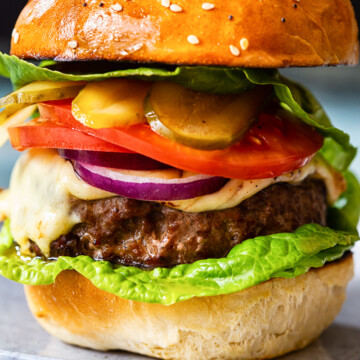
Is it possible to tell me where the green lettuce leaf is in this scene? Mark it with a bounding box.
[0,219,12,255]
[0,52,355,171]
[0,53,253,94]
[242,70,356,172]
[0,221,357,305]
[328,171,360,233]
[273,244,353,278]
[320,138,357,173]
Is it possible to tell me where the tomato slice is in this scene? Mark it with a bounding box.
[8,118,132,153]
[13,100,323,180]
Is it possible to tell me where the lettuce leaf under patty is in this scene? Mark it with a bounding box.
[0,52,356,171]
[0,221,357,305]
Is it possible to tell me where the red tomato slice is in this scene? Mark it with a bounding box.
[13,100,323,180]
[8,118,132,153]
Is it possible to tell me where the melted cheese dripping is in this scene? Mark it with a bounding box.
[0,149,345,257]
[2,149,113,257]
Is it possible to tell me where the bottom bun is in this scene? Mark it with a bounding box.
[25,254,353,360]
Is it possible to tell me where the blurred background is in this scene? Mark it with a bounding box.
[0,1,359,359]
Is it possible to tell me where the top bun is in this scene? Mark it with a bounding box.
[11,0,359,67]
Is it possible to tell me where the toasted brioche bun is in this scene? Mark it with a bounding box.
[24,254,353,360]
[11,0,358,67]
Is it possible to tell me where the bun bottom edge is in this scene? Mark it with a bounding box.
[24,254,354,360]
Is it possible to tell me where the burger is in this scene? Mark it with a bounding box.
[0,0,359,359]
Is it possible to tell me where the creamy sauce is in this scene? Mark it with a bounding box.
[164,156,345,212]
[0,149,345,257]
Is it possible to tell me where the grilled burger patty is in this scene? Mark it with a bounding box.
[29,178,327,268]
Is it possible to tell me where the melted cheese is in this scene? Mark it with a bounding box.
[0,149,345,257]
[0,189,9,222]
[2,149,113,257]
[164,156,345,212]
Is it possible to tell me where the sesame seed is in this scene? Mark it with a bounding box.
[187,35,200,45]
[131,43,143,51]
[99,2,104,7]
[202,2,215,10]
[161,0,170,8]
[83,2,87,6]
[14,33,19,44]
[68,40,78,49]
[12,29,19,44]
[240,38,249,51]
[112,3,123,11]
[281,17,286,22]
[119,50,129,56]
[292,3,297,8]
[228,15,233,20]
[170,4,182,12]
[229,45,240,57]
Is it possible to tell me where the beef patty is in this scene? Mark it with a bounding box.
[30,178,327,268]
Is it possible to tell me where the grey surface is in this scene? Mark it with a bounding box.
[0,64,360,359]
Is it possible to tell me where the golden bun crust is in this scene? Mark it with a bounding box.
[24,254,353,360]
[11,0,358,67]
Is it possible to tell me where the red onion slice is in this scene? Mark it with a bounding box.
[58,149,168,170]
[74,161,228,201]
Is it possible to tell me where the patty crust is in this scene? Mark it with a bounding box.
[29,178,327,268]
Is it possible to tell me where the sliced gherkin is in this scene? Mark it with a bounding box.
[145,82,270,150]
[0,81,87,107]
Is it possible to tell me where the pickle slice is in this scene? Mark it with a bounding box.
[72,79,152,129]
[0,81,86,107]
[0,104,37,146]
[145,83,270,150]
